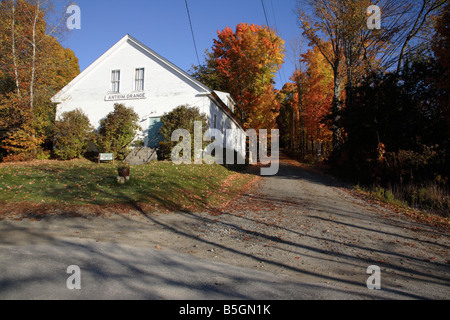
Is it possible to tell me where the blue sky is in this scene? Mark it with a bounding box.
[60,0,301,90]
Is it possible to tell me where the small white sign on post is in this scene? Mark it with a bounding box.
[99,153,114,164]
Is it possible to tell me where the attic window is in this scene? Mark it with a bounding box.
[111,70,120,93]
[135,68,145,91]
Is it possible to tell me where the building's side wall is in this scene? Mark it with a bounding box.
[207,99,246,161]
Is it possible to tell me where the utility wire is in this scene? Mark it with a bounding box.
[261,0,271,27]
[261,0,286,86]
[270,0,287,85]
[270,0,279,32]
[184,0,201,66]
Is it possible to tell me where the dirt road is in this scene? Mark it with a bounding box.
[1,154,449,299]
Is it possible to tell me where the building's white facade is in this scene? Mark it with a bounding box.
[51,34,246,160]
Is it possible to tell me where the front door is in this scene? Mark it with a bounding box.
[147,117,164,148]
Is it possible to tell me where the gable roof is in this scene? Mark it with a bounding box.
[126,35,213,93]
[52,34,212,103]
[51,34,244,130]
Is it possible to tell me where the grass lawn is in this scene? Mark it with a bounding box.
[0,159,257,215]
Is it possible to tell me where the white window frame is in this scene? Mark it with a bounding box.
[111,70,120,93]
[135,68,145,91]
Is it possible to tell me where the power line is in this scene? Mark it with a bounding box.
[269,0,286,85]
[261,0,271,27]
[261,0,287,86]
[270,0,279,33]
[184,0,201,66]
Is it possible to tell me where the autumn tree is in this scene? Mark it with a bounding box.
[276,44,334,159]
[276,82,296,150]
[0,93,41,161]
[293,0,448,211]
[301,45,334,148]
[296,0,347,150]
[297,0,375,149]
[295,0,444,151]
[191,23,285,130]
[0,0,79,160]
[276,71,304,152]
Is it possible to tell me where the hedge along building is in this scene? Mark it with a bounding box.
[51,34,246,164]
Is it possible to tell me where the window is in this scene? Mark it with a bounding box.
[135,68,145,91]
[111,70,120,93]
[213,115,217,129]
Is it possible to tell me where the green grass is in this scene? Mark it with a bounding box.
[360,184,450,218]
[0,159,251,211]
[370,186,406,207]
[352,184,449,229]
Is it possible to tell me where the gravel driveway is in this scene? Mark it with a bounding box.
[1,154,449,299]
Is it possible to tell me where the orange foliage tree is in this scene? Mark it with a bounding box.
[193,23,285,130]
[0,0,79,161]
[277,44,334,159]
[301,45,334,145]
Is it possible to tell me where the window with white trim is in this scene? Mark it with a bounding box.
[111,70,120,93]
[135,68,145,91]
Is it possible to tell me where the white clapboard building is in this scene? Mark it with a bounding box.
[51,34,246,163]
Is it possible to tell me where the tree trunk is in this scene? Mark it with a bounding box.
[11,1,21,96]
[345,60,354,112]
[30,4,40,112]
[331,60,343,151]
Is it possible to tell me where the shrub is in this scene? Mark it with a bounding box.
[53,109,94,160]
[95,104,141,161]
[158,105,209,160]
[384,189,395,202]
[1,120,43,162]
